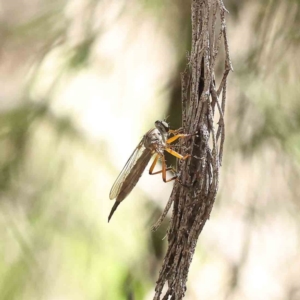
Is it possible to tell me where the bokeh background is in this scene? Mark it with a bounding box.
[1,1,300,299]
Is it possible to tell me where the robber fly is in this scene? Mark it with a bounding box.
[108,120,192,222]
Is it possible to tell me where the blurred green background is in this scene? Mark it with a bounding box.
[0,1,300,299]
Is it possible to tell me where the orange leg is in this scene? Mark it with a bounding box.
[165,148,190,160]
[149,154,177,182]
[149,154,161,174]
[168,128,183,135]
[167,133,192,144]
[161,155,177,182]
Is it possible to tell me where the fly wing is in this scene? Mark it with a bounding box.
[109,139,152,201]
[114,148,152,203]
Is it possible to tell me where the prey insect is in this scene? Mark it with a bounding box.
[108,120,192,222]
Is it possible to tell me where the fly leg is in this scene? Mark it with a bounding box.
[165,148,190,160]
[149,154,177,182]
[166,133,197,144]
[164,148,191,183]
[161,155,178,182]
[168,127,183,135]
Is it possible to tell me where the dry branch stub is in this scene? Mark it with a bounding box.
[152,1,232,299]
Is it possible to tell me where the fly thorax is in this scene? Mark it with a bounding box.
[144,128,166,151]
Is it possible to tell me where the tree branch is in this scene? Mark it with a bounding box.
[153,1,232,299]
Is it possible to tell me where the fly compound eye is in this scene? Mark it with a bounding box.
[155,120,169,133]
[161,121,169,132]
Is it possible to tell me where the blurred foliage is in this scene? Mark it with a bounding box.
[0,0,300,300]
[231,1,300,163]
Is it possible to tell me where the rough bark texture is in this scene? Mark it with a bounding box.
[152,1,232,299]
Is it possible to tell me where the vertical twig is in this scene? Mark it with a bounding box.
[152,1,232,299]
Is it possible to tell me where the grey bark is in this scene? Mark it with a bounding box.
[152,1,232,299]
